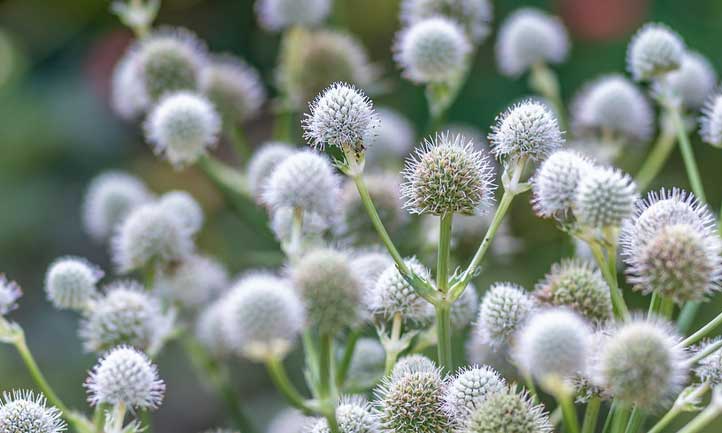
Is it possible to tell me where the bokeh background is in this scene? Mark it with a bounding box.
[1,0,722,431]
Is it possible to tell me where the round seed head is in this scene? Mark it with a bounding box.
[195,299,231,358]
[346,338,386,390]
[450,284,479,331]
[307,396,380,433]
[495,8,569,77]
[0,275,22,315]
[200,54,265,123]
[400,0,493,44]
[700,93,722,147]
[658,51,716,109]
[627,23,685,81]
[292,248,362,334]
[694,338,722,386]
[366,108,415,166]
[391,355,438,382]
[574,166,637,229]
[144,91,221,168]
[466,332,519,381]
[221,273,305,362]
[246,142,295,201]
[351,250,393,295]
[489,100,564,162]
[86,346,165,409]
[154,255,228,308]
[462,386,552,433]
[475,282,536,348]
[534,259,613,325]
[0,390,65,433]
[443,365,506,423]
[531,150,595,218]
[111,49,148,119]
[394,17,471,84]
[45,256,103,310]
[342,174,404,244]
[402,133,496,215]
[256,0,331,31]
[366,257,434,326]
[158,190,204,234]
[268,409,308,433]
[82,171,152,242]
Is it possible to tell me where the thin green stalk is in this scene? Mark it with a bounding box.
[435,304,452,371]
[384,313,403,376]
[530,62,565,129]
[524,374,540,405]
[676,405,722,433]
[680,310,722,347]
[602,401,618,433]
[336,330,360,388]
[648,291,662,316]
[436,213,453,295]
[227,124,250,162]
[318,334,339,433]
[273,109,294,142]
[110,402,126,433]
[623,408,644,433]
[581,397,601,433]
[647,383,710,433]
[690,339,722,364]
[635,123,676,190]
[611,406,631,433]
[435,213,453,370]
[670,106,706,202]
[139,411,153,433]
[93,403,109,433]
[265,357,311,413]
[588,240,630,320]
[558,391,581,433]
[14,336,69,416]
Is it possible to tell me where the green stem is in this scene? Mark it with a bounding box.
[635,123,677,190]
[676,405,722,433]
[318,334,339,433]
[530,62,566,130]
[611,406,631,433]
[435,304,452,371]
[436,213,453,295]
[110,402,126,433]
[265,357,312,413]
[557,390,581,433]
[648,383,710,433]
[93,403,108,433]
[524,374,540,405]
[690,339,722,364]
[581,397,601,433]
[602,401,618,433]
[435,213,454,371]
[670,106,706,202]
[384,313,403,376]
[227,123,250,162]
[680,310,722,347]
[336,330,360,389]
[588,240,630,320]
[678,303,701,334]
[623,408,644,433]
[273,109,294,142]
[648,291,662,316]
[139,411,153,433]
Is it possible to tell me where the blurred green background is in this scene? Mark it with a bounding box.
[1,0,722,431]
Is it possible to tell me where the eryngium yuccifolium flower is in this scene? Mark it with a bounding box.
[531,150,594,218]
[262,151,341,222]
[268,409,308,433]
[658,51,717,110]
[443,365,506,423]
[571,75,653,142]
[400,0,493,44]
[111,204,194,273]
[221,274,305,361]
[256,0,331,31]
[694,338,722,385]
[247,142,295,200]
[144,91,221,168]
[495,8,569,77]
[82,171,152,242]
[342,175,404,243]
[595,319,688,409]
[489,100,564,162]
[195,299,231,358]
[700,93,722,147]
[303,82,378,155]
[366,108,415,166]
[466,333,518,380]
[44,257,103,310]
[626,23,685,81]
[513,309,592,385]
[533,259,612,325]
[80,281,174,354]
[574,166,637,229]
[394,17,471,84]
[351,250,393,294]
[155,255,229,308]
[0,275,22,315]
[391,355,438,382]
[158,190,204,234]
[450,284,479,331]
[346,338,386,390]
[401,133,496,215]
[86,346,165,409]
[200,55,265,123]
[367,258,434,325]
[111,50,148,119]
[475,282,536,348]
[462,386,552,433]
[133,27,207,102]
[307,396,380,433]
[0,390,65,433]
[292,248,362,334]
[270,207,331,242]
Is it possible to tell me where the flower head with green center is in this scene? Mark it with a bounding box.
[461,386,552,433]
[307,396,380,433]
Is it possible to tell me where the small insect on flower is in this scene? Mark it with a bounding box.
[475,282,536,348]
[400,0,493,44]
[246,142,295,201]
[657,51,717,110]
[489,99,564,163]
[394,17,471,84]
[200,54,266,123]
[574,166,637,229]
[443,365,506,424]
[626,23,685,82]
[700,93,722,147]
[157,190,204,235]
[44,256,103,311]
[365,108,415,166]
[255,0,331,31]
[0,390,65,433]
[495,8,569,77]
[144,91,221,168]
[366,257,434,327]
[531,150,595,219]
[0,275,22,316]
[306,396,380,433]
[461,385,552,433]
[86,346,165,410]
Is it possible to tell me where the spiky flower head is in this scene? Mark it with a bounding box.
[82,171,152,242]
[110,50,148,119]
[400,0,493,44]
[394,17,471,84]
[0,275,22,316]
[292,248,362,334]
[307,396,380,433]
[80,281,174,353]
[268,409,308,433]
[443,365,506,423]
[346,338,386,390]
[658,51,717,110]
[402,133,496,216]
[86,346,165,409]
[461,386,552,433]
[247,142,295,200]
[366,257,434,326]
[465,334,518,381]
[132,27,207,102]
[195,299,231,359]
[342,174,404,244]
[489,100,564,162]
[626,23,685,82]
[200,55,265,123]
[221,273,305,362]
[366,108,415,166]
[154,255,228,308]
[451,284,479,331]
[44,257,103,311]
[256,0,331,31]
[495,8,569,77]
[144,91,221,168]
[111,204,194,273]
[694,338,722,385]
[351,250,393,295]
[532,150,594,218]
[0,390,65,433]
[700,93,722,147]
[158,190,204,234]
[595,319,688,409]
[571,75,653,142]
[574,166,637,229]
[534,259,612,325]
[475,282,536,348]
[391,355,438,382]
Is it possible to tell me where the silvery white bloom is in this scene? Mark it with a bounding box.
[268,409,309,433]
[700,93,722,147]
[443,365,506,423]
[391,355,438,381]
[0,390,65,433]
[200,54,266,122]
[365,108,415,166]
[246,142,295,200]
[495,8,569,77]
[270,206,332,242]
[306,396,380,433]
[461,386,552,433]
[0,275,21,316]
[658,51,717,110]
[532,149,595,218]
[195,299,231,358]
[351,250,393,295]
[694,338,722,386]
[489,99,564,162]
[44,256,103,310]
[158,190,204,234]
[155,255,229,308]
[394,17,471,84]
[256,0,331,31]
[110,49,148,119]
[574,166,637,229]
[366,257,434,326]
[475,282,536,348]
[400,0,493,44]
[450,284,478,331]
[626,23,685,82]
[144,91,221,168]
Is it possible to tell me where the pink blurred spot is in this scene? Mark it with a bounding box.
[84,30,134,107]
[559,0,649,41]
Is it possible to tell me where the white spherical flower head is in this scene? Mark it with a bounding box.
[391,354,438,382]
[307,396,380,433]
[144,91,221,168]
[394,17,471,84]
[475,282,536,348]
[155,255,228,308]
[82,171,152,242]
[200,55,266,123]
[0,275,22,316]
[450,284,479,331]
[158,190,204,234]
[268,409,308,433]
[366,257,434,326]
[86,346,165,409]
[532,150,595,218]
[401,0,493,44]
[195,300,232,359]
[246,142,295,200]
[270,206,331,242]
[700,93,722,147]
[45,257,103,310]
[626,23,685,81]
[111,204,194,273]
[366,108,415,165]
[660,51,717,109]
[256,0,331,31]
[489,100,564,162]
[571,75,653,142]
[0,390,65,433]
[111,50,148,119]
[694,338,722,386]
[351,250,393,295]
[443,365,506,423]
[495,8,569,77]
[462,386,552,433]
[574,166,637,229]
